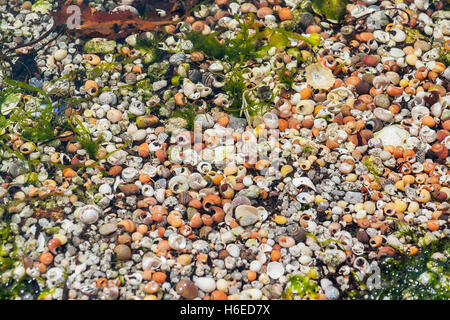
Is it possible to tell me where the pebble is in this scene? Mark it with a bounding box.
[53,49,67,61]
[99,223,117,236]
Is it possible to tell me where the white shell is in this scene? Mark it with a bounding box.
[296,100,315,115]
[234,205,261,226]
[98,91,117,105]
[292,177,316,191]
[390,29,406,42]
[112,5,139,15]
[374,125,410,148]
[168,175,189,193]
[267,261,285,279]
[226,244,240,257]
[296,192,314,203]
[327,87,354,101]
[414,0,429,11]
[142,256,162,270]
[249,260,262,272]
[121,167,139,182]
[263,112,279,129]
[168,233,186,250]
[78,205,102,224]
[373,30,390,43]
[240,288,263,300]
[142,184,154,197]
[208,61,224,73]
[128,101,146,116]
[194,277,216,293]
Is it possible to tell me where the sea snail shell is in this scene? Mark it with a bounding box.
[78,205,102,224]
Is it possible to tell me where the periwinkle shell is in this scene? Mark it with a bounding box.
[78,205,102,224]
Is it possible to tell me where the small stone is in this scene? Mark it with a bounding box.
[99,223,117,236]
[374,94,390,109]
[235,205,261,227]
[361,55,379,67]
[106,109,123,123]
[405,54,418,66]
[176,280,198,299]
[344,191,364,204]
[299,12,315,29]
[119,184,139,195]
[414,40,431,52]
[227,116,247,130]
[53,49,67,61]
[373,108,394,121]
[152,80,167,91]
[114,244,131,261]
[240,3,257,14]
[239,213,259,226]
[21,1,32,10]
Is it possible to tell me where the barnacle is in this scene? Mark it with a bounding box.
[305,63,335,90]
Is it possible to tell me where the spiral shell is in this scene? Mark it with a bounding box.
[47,238,62,254]
[188,173,208,190]
[286,224,306,242]
[231,196,252,210]
[117,219,136,233]
[168,233,187,250]
[78,205,102,224]
[327,87,354,101]
[168,175,189,193]
[142,256,162,270]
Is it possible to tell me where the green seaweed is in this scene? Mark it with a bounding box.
[369,238,450,300]
[0,222,42,300]
[283,273,320,300]
[68,116,104,159]
[186,14,265,65]
[185,32,227,60]
[278,67,297,90]
[135,33,164,63]
[312,0,348,24]
[223,14,262,65]
[223,68,248,115]
[7,99,58,145]
[170,105,198,131]
[3,77,51,106]
[305,232,345,249]
[271,28,322,48]
[302,145,316,155]
[438,47,450,67]
[362,156,383,187]
[404,27,428,44]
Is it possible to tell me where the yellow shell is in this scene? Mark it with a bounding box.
[274,216,287,225]
[254,125,265,138]
[394,199,407,213]
[280,165,293,177]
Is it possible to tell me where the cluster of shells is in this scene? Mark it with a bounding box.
[0,0,449,300]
